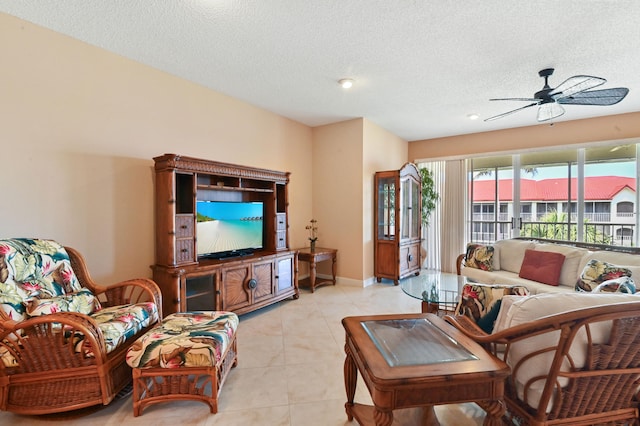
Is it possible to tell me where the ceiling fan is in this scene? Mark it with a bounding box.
[485,68,629,122]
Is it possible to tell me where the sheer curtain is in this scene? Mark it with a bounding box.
[418,159,468,272]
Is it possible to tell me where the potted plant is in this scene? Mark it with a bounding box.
[419,167,439,227]
[305,219,318,251]
[419,167,439,268]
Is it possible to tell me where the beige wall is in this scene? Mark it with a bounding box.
[310,119,408,283]
[1,13,312,283]
[409,112,640,161]
[311,119,364,282]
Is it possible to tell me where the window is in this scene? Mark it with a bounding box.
[468,141,639,247]
[618,201,633,216]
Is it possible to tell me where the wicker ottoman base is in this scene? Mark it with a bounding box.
[127,311,239,417]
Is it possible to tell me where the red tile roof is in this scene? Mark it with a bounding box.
[472,176,636,202]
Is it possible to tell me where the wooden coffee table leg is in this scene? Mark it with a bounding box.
[478,399,506,426]
[344,344,357,421]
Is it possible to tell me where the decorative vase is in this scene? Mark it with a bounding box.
[310,240,316,251]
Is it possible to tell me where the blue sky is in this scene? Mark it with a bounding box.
[487,162,636,180]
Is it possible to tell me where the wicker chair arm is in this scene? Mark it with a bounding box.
[91,278,163,316]
[444,314,494,342]
[64,245,162,318]
[0,312,108,372]
[455,253,465,275]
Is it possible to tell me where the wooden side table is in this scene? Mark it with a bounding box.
[297,247,337,292]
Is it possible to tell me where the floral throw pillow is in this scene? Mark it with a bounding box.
[575,259,634,292]
[454,283,530,333]
[591,276,637,294]
[464,243,495,271]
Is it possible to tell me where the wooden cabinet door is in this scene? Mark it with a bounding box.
[399,242,420,277]
[251,259,275,304]
[220,263,252,311]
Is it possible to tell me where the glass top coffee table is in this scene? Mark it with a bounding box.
[400,270,468,314]
[342,313,509,425]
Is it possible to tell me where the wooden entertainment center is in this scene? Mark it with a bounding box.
[152,153,299,316]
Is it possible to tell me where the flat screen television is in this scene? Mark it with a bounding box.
[196,200,264,259]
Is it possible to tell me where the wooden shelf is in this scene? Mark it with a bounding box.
[196,184,273,193]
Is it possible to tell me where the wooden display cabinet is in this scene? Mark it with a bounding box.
[374,163,422,285]
[152,154,299,316]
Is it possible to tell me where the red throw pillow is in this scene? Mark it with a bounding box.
[518,249,566,286]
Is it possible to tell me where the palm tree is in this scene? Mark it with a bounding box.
[522,210,611,244]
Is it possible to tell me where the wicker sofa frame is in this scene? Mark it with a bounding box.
[0,246,162,415]
[445,301,640,425]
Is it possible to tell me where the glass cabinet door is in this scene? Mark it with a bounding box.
[377,177,396,240]
[400,176,421,241]
[400,178,410,239]
[410,177,421,239]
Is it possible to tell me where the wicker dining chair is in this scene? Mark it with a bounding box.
[445,300,640,425]
[0,240,162,415]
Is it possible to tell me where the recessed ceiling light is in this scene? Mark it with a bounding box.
[338,78,354,89]
[467,113,480,120]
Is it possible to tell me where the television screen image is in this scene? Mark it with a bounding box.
[196,201,264,258]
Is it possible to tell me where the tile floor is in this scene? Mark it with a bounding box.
[0,281,486,425]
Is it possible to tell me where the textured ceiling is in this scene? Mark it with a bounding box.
[2,1,640,141]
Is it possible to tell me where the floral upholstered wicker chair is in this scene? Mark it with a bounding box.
[445,293,640,425]
[0,238,162,415]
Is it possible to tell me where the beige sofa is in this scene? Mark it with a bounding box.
[457,237,640,294]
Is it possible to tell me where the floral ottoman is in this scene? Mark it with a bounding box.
[125,311,239,416]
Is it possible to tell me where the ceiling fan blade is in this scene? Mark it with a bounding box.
[537,102,565,122]
[489,97,540,102]
[484,102,539,122]
[549,75,606,98]
[557,87,629,105]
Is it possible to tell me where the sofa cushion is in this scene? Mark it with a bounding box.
[87,302,159,353]
[533,243,588,287]
[25,288,100,317]
[494,239,535,273]
[518,249,565,286]
[464,243,496,271]
[0,238,82,299]
[576,259,634,292]
[494,292,637,332]
[126,311,239,368]
[578,250,640,272]
[460,268,573,295]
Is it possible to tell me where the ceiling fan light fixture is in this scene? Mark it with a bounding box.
[338,78,354,89]
[537,102,565,122]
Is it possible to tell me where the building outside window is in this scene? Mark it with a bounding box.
[468,142,639,247]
